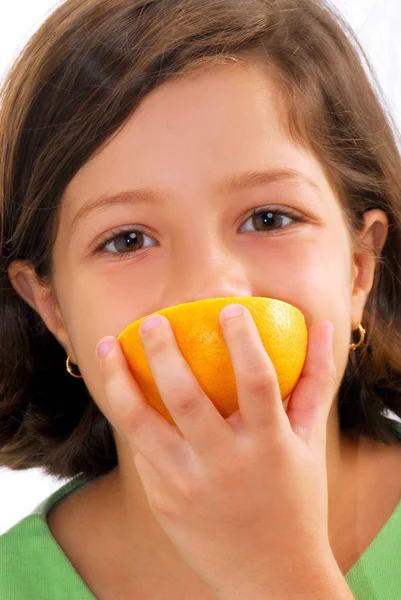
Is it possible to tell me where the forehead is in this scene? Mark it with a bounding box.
[62,62,338,218]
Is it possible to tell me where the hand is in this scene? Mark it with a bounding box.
[97,305,348,600]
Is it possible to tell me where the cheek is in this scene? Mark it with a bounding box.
[60,272,150,417]
[268,231,351,318]
[277,236,353,381]
[238,228,352,391]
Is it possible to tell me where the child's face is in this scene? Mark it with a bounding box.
[11,62,388,437]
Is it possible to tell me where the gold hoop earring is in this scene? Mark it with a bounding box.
[66,354,83,378]
[349,323,366,351]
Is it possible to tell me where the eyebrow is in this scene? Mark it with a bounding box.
[70,168,322,233]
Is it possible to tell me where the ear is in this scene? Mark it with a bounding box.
[7,260,76,361]
[351,209,388,329]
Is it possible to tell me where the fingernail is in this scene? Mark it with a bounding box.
[140,315,163,333]
[220,304,244,320]
[96,337,115,358]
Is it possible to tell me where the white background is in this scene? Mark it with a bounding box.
[1,0,400,534]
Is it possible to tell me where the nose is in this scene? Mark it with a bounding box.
[167,242,253,305]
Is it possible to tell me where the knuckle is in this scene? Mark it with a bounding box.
[121,402,149,434]
[262,429,291,461]
[245,362,275,395]
[175,476,202,506]
[106,375,149,433]
[170,386,203,417]
[145,331,170,359]
[247,376,270,397]
[150,489,174,517]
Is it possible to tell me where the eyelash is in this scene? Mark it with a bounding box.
[92,206,303,261]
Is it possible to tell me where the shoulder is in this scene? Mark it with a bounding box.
[0,478,91,600]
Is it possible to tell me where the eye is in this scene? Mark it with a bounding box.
[93,207,302,260]
[94,227,157,259]
[239,207,301,233]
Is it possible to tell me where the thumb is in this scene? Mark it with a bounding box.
[285,320,337,449]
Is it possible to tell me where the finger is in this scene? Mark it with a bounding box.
[133,451,173,512]
[285,320,337,449]
[139,314,235,460]
[96,335,190,480]
[218,304,290,440]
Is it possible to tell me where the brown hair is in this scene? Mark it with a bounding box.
[1,0,401,483]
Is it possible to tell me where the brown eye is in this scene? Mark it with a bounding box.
[108,231,144,253]
[95,228,157,256]
[94,206,301,262]
[240,209,296,233]
[253,211,279,230]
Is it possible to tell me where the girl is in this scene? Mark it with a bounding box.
[1,0,401,598]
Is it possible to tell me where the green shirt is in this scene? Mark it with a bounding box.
[2,425,401,599]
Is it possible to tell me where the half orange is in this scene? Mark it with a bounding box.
[117,297,307,426]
